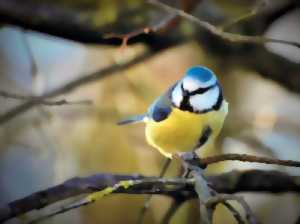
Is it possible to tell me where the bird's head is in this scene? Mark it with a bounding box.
[171,66,223,113]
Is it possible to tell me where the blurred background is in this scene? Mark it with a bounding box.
[0,0,299,223]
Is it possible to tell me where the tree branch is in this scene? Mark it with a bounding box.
[1,169,300,222]
[148,0,300,48]
[200,153,300,167]
[221,201,246,224]
[0,90,92,106]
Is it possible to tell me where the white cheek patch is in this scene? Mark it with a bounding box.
[171,83,183,107]
[183,75,217,91]
[189,86,219,112]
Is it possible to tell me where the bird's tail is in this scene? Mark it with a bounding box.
[117,114,146,125]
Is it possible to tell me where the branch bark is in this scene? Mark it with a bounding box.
[201,153,300,167]
[1,169,300,222]
[0,90,92,106]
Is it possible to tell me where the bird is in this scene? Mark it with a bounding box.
[118,66,228,160]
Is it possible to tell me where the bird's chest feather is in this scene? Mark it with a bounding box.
[145,107,226,157]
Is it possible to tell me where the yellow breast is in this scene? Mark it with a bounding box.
[145,102,228,158]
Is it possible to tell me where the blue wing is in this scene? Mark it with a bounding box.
[118,83,175,125]
[147,84,175,122]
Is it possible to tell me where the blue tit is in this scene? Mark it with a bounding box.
[118,66,228,159]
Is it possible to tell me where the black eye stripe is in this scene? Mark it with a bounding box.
[181,83,216,96]
[189,85,215,95]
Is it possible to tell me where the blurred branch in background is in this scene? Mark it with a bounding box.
[0,50,156,125]
[148,0,300,48]
[205,194,258,224]
[1,154,300,222]
[0,90,92,106]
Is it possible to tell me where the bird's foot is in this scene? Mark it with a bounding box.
[173,152,207,178]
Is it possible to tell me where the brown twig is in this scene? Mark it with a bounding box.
[104,13,177,50]
[206,194,259,224]
[0,90,92,106]
[200,153,300,167]
[148,0,300,48]
[222,201,246,224]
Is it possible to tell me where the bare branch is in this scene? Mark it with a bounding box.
[1,169,300,222]
[148,0,300,48]
[0,90,92,106]
[201,153,300,167]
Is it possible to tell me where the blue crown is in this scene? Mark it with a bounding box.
[185,66,214,83]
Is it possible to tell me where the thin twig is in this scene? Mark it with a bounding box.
[104,13,177,50]
[0,90,92,106]
[222,201,246,224]
[200,153,300,167]
[221,0,268,30]
[206,194,259,224]
[148,0,300,48]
